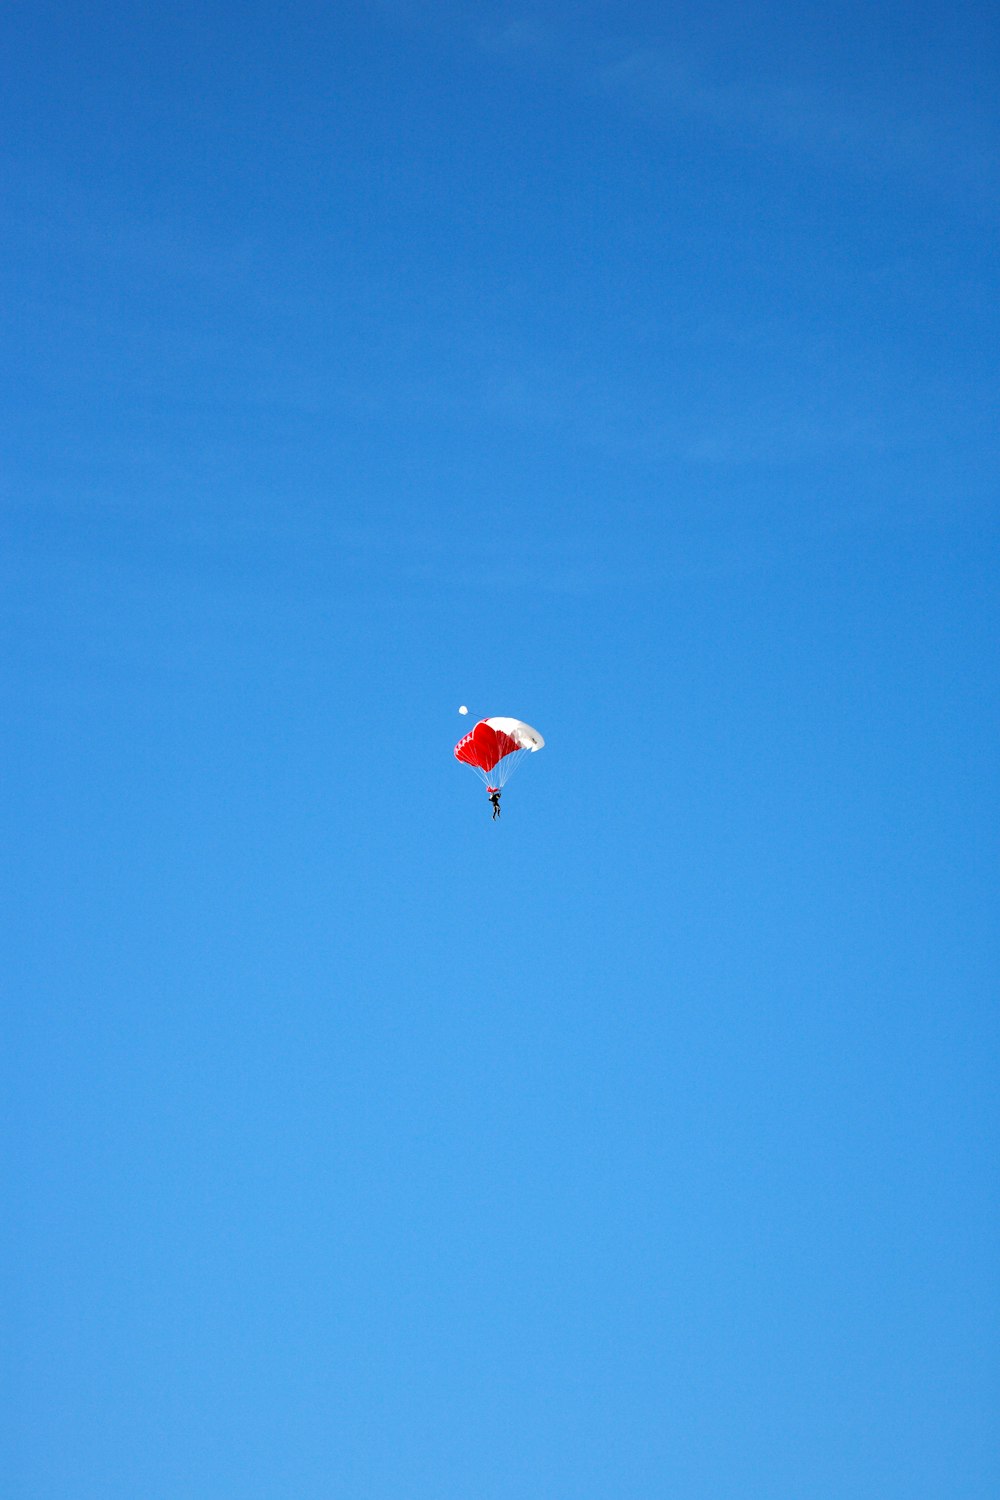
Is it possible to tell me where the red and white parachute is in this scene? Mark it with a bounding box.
[454,716,545,791]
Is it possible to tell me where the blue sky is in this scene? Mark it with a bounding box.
[3,3,998,1497]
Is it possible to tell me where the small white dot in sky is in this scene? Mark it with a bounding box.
[458,705,469,715]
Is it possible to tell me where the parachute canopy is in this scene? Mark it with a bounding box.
[454,716,544,789]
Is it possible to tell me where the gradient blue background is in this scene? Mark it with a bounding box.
[3,3,998,1496]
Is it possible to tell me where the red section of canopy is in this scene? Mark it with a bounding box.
[454,721,521,773]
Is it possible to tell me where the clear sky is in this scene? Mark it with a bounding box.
[3,3,998,1497]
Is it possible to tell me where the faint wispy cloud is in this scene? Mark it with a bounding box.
[331,531,762,598]
[472,15,551,58]
[430,9,998,207]
[327,351,899,473]
[374,1,552,61]
[594,46,997,204]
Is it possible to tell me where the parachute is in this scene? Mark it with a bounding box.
[454,716,545,791]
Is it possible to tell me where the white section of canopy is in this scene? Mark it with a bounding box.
[483,717,545,751]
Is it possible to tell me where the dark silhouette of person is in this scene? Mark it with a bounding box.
[488,789,501,819]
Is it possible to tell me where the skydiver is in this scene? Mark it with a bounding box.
[488,788,501,819]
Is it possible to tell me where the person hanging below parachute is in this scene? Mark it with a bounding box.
[454,716,545,817]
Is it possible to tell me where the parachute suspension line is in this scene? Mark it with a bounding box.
[476,747,527,796]
[492,746,529,793]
